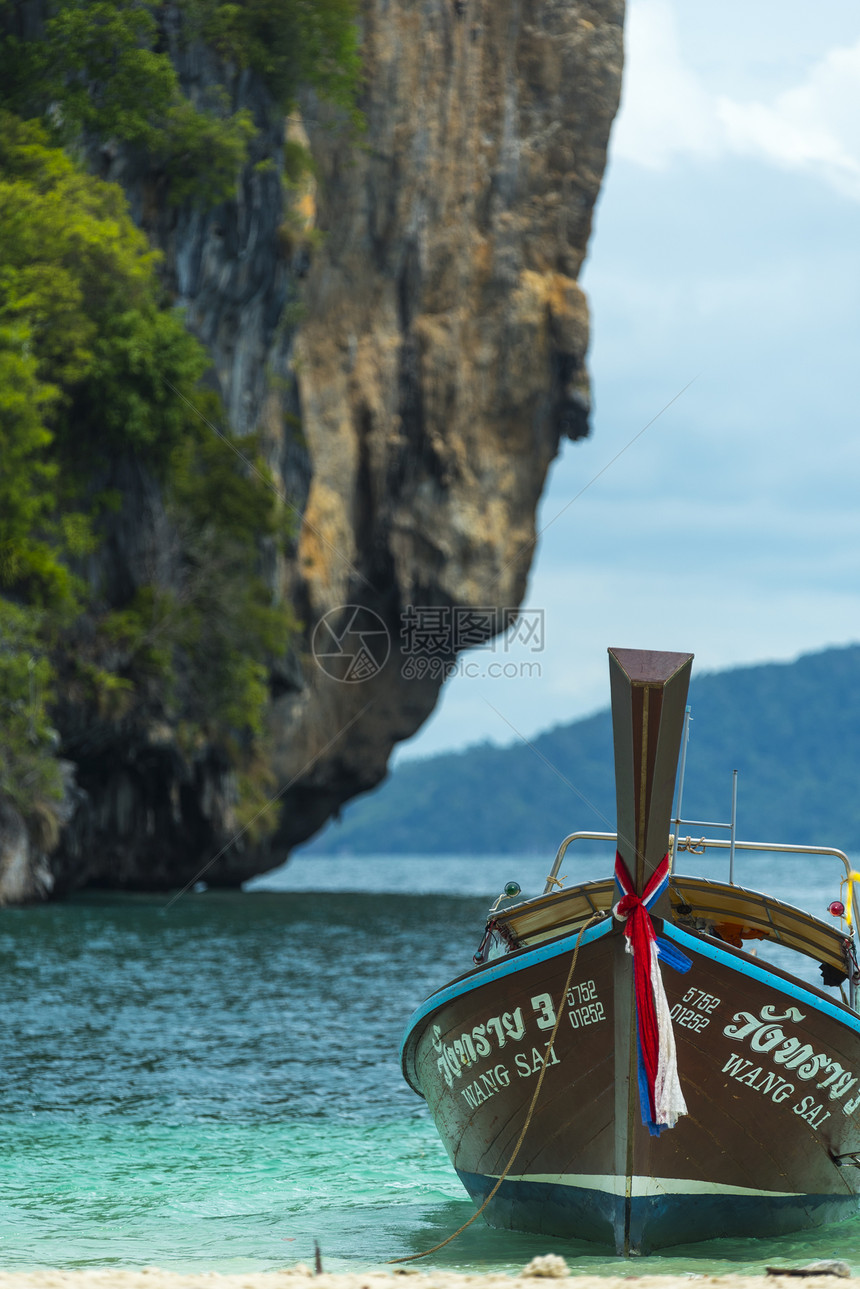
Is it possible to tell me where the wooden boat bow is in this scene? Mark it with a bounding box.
[400,646,860,1255]
[608,646,693,903]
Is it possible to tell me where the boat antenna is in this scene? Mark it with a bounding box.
[671,705,692,872]
[729,768,738,885]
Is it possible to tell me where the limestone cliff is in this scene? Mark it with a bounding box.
[266,0,625,872]
[1,0,624,900]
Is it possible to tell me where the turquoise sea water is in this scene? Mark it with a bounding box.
[3,849,860,1275]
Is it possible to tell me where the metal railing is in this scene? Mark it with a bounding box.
[541,829,860,1008]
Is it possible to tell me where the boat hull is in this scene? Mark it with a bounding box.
[455,1169,860,1251]
[401,917,860,1253]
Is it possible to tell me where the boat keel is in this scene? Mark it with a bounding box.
[457,1169,860,1254]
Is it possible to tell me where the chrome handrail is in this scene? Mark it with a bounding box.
[543,830,616,893]
[542,831,859,1006]
[545,829,853,896]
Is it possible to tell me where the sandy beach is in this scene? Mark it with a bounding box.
[0,1267,855,1289]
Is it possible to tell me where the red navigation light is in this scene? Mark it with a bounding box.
[829,900,845,917]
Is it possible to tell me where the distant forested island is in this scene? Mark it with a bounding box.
[303,644,860,855]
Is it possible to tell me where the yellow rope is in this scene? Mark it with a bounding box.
[390,912,603,1264]
[846,872,860,929]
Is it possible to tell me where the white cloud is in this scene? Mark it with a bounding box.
[612,0,721,168]
[717,42,860,199]
[613,0,860,200]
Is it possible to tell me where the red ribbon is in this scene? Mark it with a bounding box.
[614,853,670,1125]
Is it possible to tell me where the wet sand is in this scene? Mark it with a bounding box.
[0,1264,854,1289]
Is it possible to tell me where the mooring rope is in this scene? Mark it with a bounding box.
[389,912,603,1264]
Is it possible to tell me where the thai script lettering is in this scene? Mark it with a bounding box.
[432,1009,526,1086]
[723,1005,860,1115]
[434,984,606,1092]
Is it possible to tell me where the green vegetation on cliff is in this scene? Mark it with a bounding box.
[0,113,296,827]
[183,0,361,117]
[1,0,361,202]
[306,645,860,856]
[0,0,362,838]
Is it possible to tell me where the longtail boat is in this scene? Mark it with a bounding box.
[400,648,860,1254]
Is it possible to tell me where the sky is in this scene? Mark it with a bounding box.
[397,0,860,761]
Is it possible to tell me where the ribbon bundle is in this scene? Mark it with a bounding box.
[614,852,691,1136]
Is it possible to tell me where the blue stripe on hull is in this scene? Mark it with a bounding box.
[456,1170,860,1254]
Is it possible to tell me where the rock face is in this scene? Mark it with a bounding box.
[266,0,625,870]
[3,0,624,899]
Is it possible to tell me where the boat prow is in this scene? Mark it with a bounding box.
[400,647,860,1253]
